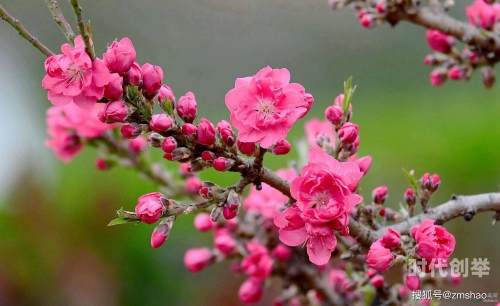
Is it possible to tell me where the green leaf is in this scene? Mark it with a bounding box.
[163,98,174,117]
[108,217,137,226]
[342,77,356,114]
[402,168,419,191]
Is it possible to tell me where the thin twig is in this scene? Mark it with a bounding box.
[0,5,55,57]
[44,0,75,45]
[69,0,95,60]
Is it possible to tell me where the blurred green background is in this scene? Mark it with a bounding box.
[1,0,500,305]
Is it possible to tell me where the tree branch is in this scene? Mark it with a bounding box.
[44,0,75,45]
[0,5,54,57]
[69,0,94,60]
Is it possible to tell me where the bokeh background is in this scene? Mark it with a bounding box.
[1,0,500,305]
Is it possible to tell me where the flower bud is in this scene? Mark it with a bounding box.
[381,228,401,249]
[420,173,431,190]
[223,205,238,220]
[272,244,292,261]
[178,163,193,178]
[272,139,291,155]
[171,147,193,162]
[95,157,110,170]
[147,133,165,148]
[214,234,236,255]
[150,114,173,132]
[161,137,177,153]
[129,136,147,153]
[379,207,401,222]
[405,273,420,291]
[141,63,163,95]
[121,123,142,139]
[448,66,467,81]
[333,94,352,119]
[405,188,417,206]
[151,218,174,248]
[213,157,235,172]
[237,140,257,156]
[135,192,165,224]
[426,29,455,53]
[376,1,387,14]
[157,84,175,105]
[103,73,123,99]
[461,48,479,64]
[338,122,359,144]
[184,248,214,273]
[194,213,214,232]
[372,186,388,205]
[430,174,440,192]
[124,61,142,85]
[103,37,137,74]
[354,156,372,175]
[181,123,197,137]
[325,105,343,126]
[371,275,385,288]
[238,278,263,304]
[423,54,438,66]
[360,13,376,28]
[197,118,216,145]
[217,120,235,146]
[201,151,216,163]
[177,92,197,123]
[481,66,495,89]
[185,176,202,194]
[430,67,447,86]
[366,269,377,279]
[104,100,129,122]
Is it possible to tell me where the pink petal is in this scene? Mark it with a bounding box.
[73,92,96,109]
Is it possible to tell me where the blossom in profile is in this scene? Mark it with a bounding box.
[366,240,394,272]
[42,35,112,109]
[225,66,312,148]
[426,29,455,53]
[466,0,500,30]
[411,218,455,266]
[103,37,137,74]
[304,119,335,149]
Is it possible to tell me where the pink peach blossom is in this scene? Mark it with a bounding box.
[241,241,274,281]
[225,66,312,148]
[103,37,137,74]
[411,218,455,264]
[466,0,500,30]
[304,119,335,149]
[135,192,164,224]
[426,29,455,53]
[366,240,393,273]
[42,35,112,109]
[184,248,214,273]
[238,278,263,304]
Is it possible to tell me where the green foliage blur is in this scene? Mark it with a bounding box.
[0,0,499,305]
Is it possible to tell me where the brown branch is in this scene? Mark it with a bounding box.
[377,192,500,236]
[69,0,95,60]
[0,5,55,57]
[44,0,75,45]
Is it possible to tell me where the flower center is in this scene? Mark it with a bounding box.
[311,192,330,208]
[64,63,87,85]
[256,99,275,117]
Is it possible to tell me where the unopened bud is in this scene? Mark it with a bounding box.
[430,67,447,86]
[429,174,440,192]
[171,147,193,162]
[213,157,235,172]
[360,14,376,28]
[448,66,467,81]
[405,273,420,291]
[104,99,131,123]
[338,122,359,144]
[104,73,124,100]
[376,1,387,14]
[150,114,173,132]
[201,151,216,163]
[194,213,214,232]
[120,123,142,139]
[426,29,455,53]
[214,234,236,255]
[95,157,110,170]
[124,61,142,85]
[461,49,479,64]
[272,139,291,155]
[197,118,216,145]
[184,248,214,273]
[237,140,257,156]
[481,66,495,89]
[151,218,174,248]
[185,176,202,194]
[217,120,235,146]
[370,275,385,288]
[161,137,177,153]
[210,206,223,222]
[325,105,343,126]
[157,84,176,107]
[372,186,388,205]
[404,188,417,206]
[129,137,147,153]
[177,92,197,123]
[181,123,197,138]
[147,133,165,148]
[189,159,208,172]
[423,54,438,66]
[141,63,163,95]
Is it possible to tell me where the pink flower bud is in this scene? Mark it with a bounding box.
[238,279,263,304]
[213,157,234,172]
[481,66,495,89]
[95,157,110,170]
[405,274,420,291]
[223,205,238,220]
[157,84,175,104]
[103,37,137,74]
[430,68,447,86]
[360,14,376,28]
[272,244,292,261]
[338,122,359,144]
[376,1,387,14]
[423,54,438,66]
[217,120,235,146]
[124,61,142,85]
[420,173,431,189]
[184,248,214,273]
[366,269,377,278]
[430,174,440,192]
[194,213,214,232]
[129,136,147,153]
[448,66,466,80]
[201,151,216,162]
[197,118,216,145]
[121,123,141,139]
[151,219,173,248]
[461,49,479,64]
[171,147,193,162]
[272,139,291,155]
[147,133,165,148]
[426,29,455,53]
[185,176,202,194]
[150,114,173,132]
[466,0,500,30]
[372,186,388,205]
[215,234,236,255]
[178,163,193,178]
[104,73,123,99]
[405,188,417,206]
[370,275,385,288]
[104,100,128,122]
[399,285,409,298]
[237,140,257,156]
[181,123,197,137]
[161,137,177,153]
[325,105,343,126]
[366,240,393,273]
[135,192,165,224]
[381,228,401,249]
[177,92,197,123]
[141,63,163,95]
[299,93,314,119]
[354,156,372,175]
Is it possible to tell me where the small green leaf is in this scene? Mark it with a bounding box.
[163,98,174,117]
[108,217,137,226]
[342,77,356,114]
[402,168,419,191]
